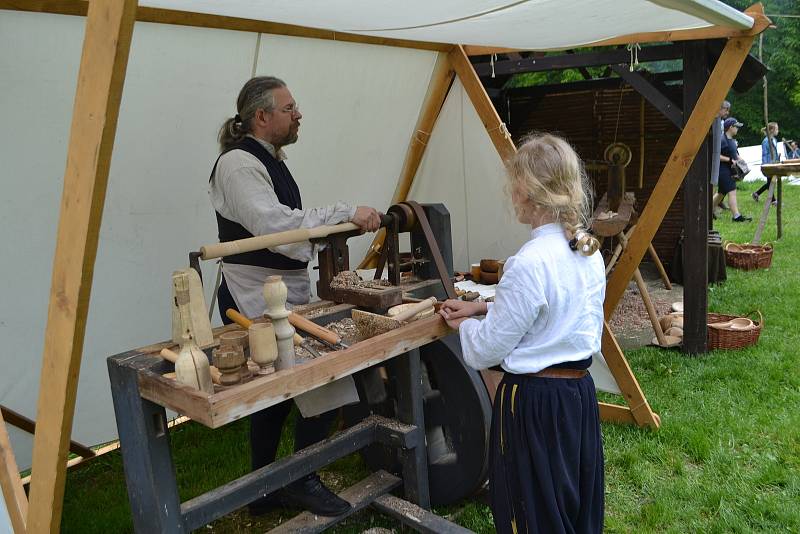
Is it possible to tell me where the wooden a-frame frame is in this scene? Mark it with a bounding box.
[0,1,768,531]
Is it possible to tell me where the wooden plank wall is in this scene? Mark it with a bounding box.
[507,86,683,266]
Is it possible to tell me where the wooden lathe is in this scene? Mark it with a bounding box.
[107,202,488,533]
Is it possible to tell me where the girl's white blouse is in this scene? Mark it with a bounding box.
[459,223,606,374]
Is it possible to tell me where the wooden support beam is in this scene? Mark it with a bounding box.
[1,405,95,460]
[598,402,636,425]
[449,45,516,163]
[1,0,450,52]
[1,410,27,534]
[358,51,456,269]
[604,36,755,321]
[610,64,683,128]
[473,44,684,77]
[601,322,661,429]
[26,0,138,532]
[681,40,710,354]
[451,45,658,430]
[464,4,771,56]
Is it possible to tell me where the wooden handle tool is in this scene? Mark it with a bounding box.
[200,222,360,260]
[226,308,311,348]
[160,348,222,385]
[390,297,437,322]
[289,312,348,349]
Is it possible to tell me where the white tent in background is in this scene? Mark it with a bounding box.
[0,1,768,531]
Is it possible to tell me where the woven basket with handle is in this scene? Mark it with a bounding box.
[707,310,763,350]
[723,242,773,271]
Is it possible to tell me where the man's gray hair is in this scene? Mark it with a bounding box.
[721,100,731,109]
[218,76,287,152]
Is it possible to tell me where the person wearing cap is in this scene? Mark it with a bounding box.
[713,118,751,222]
[711,101,730,213]
[786,140,800,159]
[752,122,781,205]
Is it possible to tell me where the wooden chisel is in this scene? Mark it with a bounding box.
[225,309,324,359]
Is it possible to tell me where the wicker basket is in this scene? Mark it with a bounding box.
[707,310,763,350]
[723,242,773,271]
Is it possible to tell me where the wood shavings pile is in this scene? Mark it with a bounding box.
[609,287,673,331]
[330,270,393,290]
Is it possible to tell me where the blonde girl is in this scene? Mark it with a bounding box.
[440,133,605,533]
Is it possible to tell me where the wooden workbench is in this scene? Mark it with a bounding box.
[107,295,470,533]
[760,161,799,240]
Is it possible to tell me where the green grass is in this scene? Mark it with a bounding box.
[61,180,800,533]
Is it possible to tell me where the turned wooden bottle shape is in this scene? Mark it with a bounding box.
[173,272,214,393]
[263,275,295,370]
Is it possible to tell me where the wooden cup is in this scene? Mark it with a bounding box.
[470,263,481,281]
[249,322,278,374]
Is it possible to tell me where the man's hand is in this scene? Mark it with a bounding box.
[352,206,382,232]
[438,299,487,330]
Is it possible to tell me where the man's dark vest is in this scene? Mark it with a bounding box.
[210,136,308,270]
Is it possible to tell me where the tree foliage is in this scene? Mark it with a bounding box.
[505,1,800,146]
[722,0,800,146]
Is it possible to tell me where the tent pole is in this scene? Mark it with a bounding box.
[25,0,138,532]
[600,323,661,428]
[604,35,756,320]
[453,43,660,428]
[358,51,456,269]
[1,410,27,533]
[448,45,516,162]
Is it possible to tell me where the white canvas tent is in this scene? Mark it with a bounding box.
[0,1,769,532]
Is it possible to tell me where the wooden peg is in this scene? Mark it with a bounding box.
[263,275,295,370]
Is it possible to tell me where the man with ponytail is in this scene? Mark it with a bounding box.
[439,133,605,533]
[209,76,381,517]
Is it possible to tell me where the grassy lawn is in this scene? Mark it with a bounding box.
[61,180,799,533]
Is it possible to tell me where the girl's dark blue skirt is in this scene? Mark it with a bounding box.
[490,372,604,533]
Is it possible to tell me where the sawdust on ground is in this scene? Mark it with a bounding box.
[609,286,674,332]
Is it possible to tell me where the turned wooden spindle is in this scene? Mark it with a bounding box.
[173,271,214,393]
[263,275,295,370]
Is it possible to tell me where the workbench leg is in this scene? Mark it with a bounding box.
[108,360,185,533]
[393,349,431,509]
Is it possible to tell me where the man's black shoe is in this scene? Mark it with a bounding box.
[280,474,352,516]
[732,214,752,222]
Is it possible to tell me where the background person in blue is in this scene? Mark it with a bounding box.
[752,122,781,204]
[714,118,751,222]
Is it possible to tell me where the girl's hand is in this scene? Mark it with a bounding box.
[438,299,488,330]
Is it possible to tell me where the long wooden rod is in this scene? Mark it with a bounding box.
[26,1,138,532]
[1,405,95,460]
[358,52,456,269]
[452,43,658,428]
[604,35,756,320]
[1,0,450,53]
[1,410,27,534]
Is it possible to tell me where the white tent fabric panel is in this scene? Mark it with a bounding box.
[0,11,442,469]
[412,79,531,272]
[252,33,438,269]
[143,0,753,49]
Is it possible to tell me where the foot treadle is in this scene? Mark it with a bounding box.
[269,470,401,533]
[372,494,474,534]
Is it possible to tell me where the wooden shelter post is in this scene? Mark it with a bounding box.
[682,40,711,354]
[451,44,659,428]
[25,0,138,532]
[359,52,455,269]
[605,36,756,320]
[1,409,27,533]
